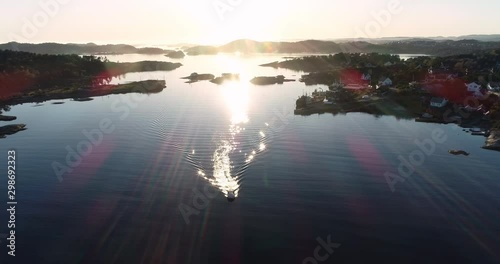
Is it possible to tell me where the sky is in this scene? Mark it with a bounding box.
[1,0,500,46]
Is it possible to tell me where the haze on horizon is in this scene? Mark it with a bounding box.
[2,0,500,46]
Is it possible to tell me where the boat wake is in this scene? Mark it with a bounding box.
[186,122,270,202]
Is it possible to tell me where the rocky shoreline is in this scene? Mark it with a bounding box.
[0,115,16,121]
[483,129,500,151]
[2,80,166,106]
[0,80,166,139]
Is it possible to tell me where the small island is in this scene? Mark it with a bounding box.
[165,50,186,59]
[210,73,240,84]
[0,124,26,139]
[250,75,295,85]
[182,73,216,83]
[0,115,16,121]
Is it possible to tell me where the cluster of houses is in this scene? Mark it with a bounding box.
[329,72,393,91]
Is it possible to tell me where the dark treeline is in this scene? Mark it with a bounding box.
[0,50,181,100]
[0,50,106,99]
[266,50,500,87]
[262,53,402,72]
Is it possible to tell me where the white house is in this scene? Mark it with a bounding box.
[430,97,448,108]
[380,78,393,87]
[466,82,484,97]
[384,62,393,67]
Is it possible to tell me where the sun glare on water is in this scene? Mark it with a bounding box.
[193,60,270,200]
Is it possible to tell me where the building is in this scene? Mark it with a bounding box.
[379,78,393,87]
[430,97,448,108]
[466,82,484,97]
[361,73,371,81]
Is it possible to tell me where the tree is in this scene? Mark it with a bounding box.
[0,105,10,115]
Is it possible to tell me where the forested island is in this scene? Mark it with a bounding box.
[0,50,180,101]
[0,50,177,138]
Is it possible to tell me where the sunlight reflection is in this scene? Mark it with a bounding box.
[193,66,270,201]
[221,81,250,125]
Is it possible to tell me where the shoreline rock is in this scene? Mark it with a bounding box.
[483,129,500,151]
[0,115,16,121]
[181,73,215,83]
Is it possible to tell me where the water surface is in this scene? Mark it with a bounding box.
[1,53,499,264]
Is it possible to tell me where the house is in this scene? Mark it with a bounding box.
[361,73,371,81]
[379,78,393,87]
[466,82,484,97]
[430,97,448,108]
[384,62,393,67]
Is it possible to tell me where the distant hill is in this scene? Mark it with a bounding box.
[0,42,174,55]
[331,34,500,44]
[4,36,500,57]
[185,38,500,56]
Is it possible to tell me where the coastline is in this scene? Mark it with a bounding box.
[0,80,166,139]
[1,80,166,106]
[294,96,418,119]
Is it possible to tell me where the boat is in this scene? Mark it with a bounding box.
[227,191,236,202]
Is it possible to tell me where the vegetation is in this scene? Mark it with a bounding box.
[266,50,500,89]
[0,50,181,101]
